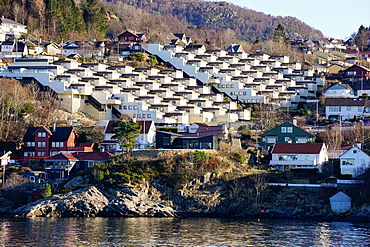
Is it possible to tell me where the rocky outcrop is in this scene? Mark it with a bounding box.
[12,185,175,217]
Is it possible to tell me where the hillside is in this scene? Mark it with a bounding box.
[0,0,322,45]
[102,0,323,42]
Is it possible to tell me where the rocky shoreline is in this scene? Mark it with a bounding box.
[1,176,370,222]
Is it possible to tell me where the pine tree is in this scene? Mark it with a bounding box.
[41,183,52,198]
[112,121,141,152]
[273,24,289,44]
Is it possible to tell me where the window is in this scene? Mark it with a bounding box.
[37,141,46,147]
[287,127,293,133]
[37,132,46,137]
[133,105,138,110]
[347,106,351,111]
[284,137,291,142]
[147,114,152,118]
[281,127,287,133]
[24,152,35,157]
[278,155,298,161]
[358,106,363,112]
[353,150,357,154]
[123,105,127,110]
[342,158,355,166]
[128,105,132,110]
[133,114,136,118]
[163,137,170,145]
[27,142,35,147]
[267,137,276,143]
[37,151,46,157]
[346,71,356,76]
[296,137,306,143]
[52,142,64,148]
[329,106,340,112]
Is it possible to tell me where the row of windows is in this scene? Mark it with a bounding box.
[230,91,247,96]
[120,105,138,110]
[27,141,68,148]
[328,106,363,112]
[218,84,235,88]
[133,113,152,119]
[281,127,293,133]
[24,151,46,157]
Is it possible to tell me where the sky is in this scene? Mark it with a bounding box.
[225,0,369,40]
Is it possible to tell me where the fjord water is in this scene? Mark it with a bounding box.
[1,217,370,246]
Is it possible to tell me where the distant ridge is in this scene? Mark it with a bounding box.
[105,0,323,42]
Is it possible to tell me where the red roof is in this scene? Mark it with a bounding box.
[44,153,79,161]
[45,152,113,161]
[272,143,325,154]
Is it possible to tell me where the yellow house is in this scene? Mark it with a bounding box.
[42,42,60,56]
[24,40,43,55]
[24,40,60,56]
[328,64,347,74]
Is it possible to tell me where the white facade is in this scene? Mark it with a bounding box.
[324,84,354,98]
[270,143,328,171]
[340,146,370,177]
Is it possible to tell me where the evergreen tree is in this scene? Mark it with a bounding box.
[273,24,289,43]
[112,121,141,151]
[41,183,52,198]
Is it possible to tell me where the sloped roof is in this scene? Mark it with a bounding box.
[324,83,353,92]
[260,122,314,138]
[325,98,370,106]
[44,153,79,161]
[0,17,26,27]
[330,191,351,201]
[23,126,74,142]
[271,143,325,154]
[45,152,113,161]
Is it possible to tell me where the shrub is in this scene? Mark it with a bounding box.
[231,152,246,164]
[41,183,52,198]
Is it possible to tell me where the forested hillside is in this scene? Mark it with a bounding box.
[104,0,323,42]
[0,0,323,45]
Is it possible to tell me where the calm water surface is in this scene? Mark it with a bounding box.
[1,217,370,246]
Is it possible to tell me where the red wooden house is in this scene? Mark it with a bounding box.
[343,65,370,82]
[117,30,147,44]
[21,126,94,161]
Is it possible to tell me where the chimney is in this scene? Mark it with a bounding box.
[292,118,297,126]
[356,143,362,150]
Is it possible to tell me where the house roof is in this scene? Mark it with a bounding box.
[260,122,314,138]
[0,17,26,27]
[45,152,113,161]
[44,153,79,161]
[271,143,325,154]
[324,83,353,92]
[330,191,351,201]
[23,126,75,141]
[325,98,370,106]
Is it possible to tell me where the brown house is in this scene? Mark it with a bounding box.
[343,65,370,82]
[117,30,147,44]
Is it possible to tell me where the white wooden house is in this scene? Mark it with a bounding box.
[99,120,156,153]
[270,143,328,171]
[340,145,370,177]
[324,83,354,98]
